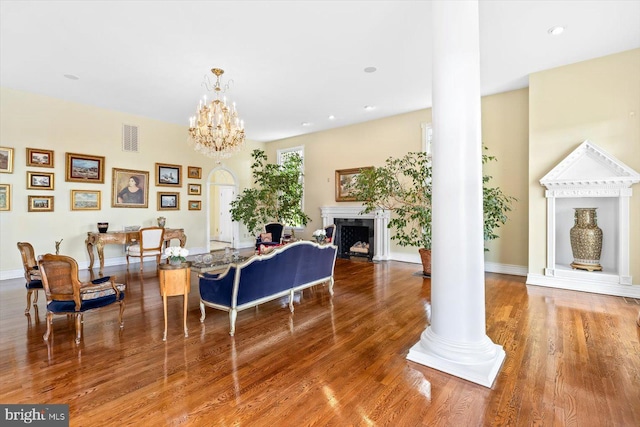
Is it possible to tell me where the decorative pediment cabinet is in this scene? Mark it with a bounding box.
[539,140,639,289]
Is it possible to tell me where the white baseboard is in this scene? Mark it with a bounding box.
[526,273,640,298]
[388,251,527,277]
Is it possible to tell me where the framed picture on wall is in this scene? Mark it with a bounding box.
[28,195,54,212]
[335,167,373,202]
[65,152,105,183]
[0,184,11,211]
[27,171,55,190]
[26,148,54,168]
[156,163,182,187]
[158,192,179,210]
[188,166,202,179]
[0,147,14,173]
[71,190,101,211]
[188,183,201,195]
[111,168,149,208]
[188,200,201,210]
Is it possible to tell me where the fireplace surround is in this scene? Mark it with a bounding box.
[321,206,390,261]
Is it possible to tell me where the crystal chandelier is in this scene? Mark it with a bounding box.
[188,68,245,161]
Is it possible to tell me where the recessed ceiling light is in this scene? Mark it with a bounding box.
[328,115,336,120]
[63,74,80,80]
[301,122,311,127]
[547,26,565,36]
[364,66,377,73]
[364,105,375,111]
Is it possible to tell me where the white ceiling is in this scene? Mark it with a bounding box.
[1,1,639,143]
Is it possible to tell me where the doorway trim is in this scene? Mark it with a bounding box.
[206,165,240,252]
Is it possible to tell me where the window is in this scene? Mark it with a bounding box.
[277,146,305,228]
[421,122,433,155]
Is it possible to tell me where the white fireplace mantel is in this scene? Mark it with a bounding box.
[528,140,640,294]
[320,206,391,261]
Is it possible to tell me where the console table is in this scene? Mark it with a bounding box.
[86,228,187,275]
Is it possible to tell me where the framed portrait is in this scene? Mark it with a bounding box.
[158,192,180,210]
[188,183,202,195]
[27,171,55,190]
[0,184,11,211]
[188,200,201,210]
[66,152,105,183]
[71,190,101,211]
[156,163,182,187]
[335,167,373,202]
[26,148,54,168]
[0,147,14,173]
[28,195,54,212]
[188,166,202,179]
[111,168,149,208]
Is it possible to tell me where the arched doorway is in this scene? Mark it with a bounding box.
[206,167,239,251]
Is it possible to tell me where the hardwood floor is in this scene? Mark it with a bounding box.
[1,258,639,426]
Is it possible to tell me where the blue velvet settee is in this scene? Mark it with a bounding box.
[199,240,337,336]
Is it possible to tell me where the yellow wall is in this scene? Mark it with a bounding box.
[0,87,260,275]
[529,48,640,280]
[265,89,530,267]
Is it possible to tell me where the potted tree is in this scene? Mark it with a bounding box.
[230,149,310,237]
[350,149,515,276]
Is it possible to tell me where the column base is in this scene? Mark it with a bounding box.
[407,327,505,388]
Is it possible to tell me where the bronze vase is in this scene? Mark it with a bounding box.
[570,208,603,272]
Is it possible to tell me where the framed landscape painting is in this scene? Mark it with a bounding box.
[26,148,54,168]
[65,152,105,183]
[27,171,54,190]
[188,183,201,195]
[0,184,11,211]
[0,147,14,173]
[112,168,149,208]
[188,166,202,179]
[188,200,201,210]
[71,190,101,211]
[335,167,373,202]
[156,163,182,187]
[158,192,179,210]
[28,195,54,212]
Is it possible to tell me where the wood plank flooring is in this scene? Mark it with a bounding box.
[1,258,639,426]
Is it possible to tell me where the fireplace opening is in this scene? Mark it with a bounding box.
[335,218,374,260]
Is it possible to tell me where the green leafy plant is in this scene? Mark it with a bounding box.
[230,149,310,235]
[350,149,515,250]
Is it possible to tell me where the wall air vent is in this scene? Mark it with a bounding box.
[122,124,139,152]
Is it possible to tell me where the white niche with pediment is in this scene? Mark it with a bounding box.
[539,140,639,288]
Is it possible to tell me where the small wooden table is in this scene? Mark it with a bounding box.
[86,228,186,275]
[158,262,191,341]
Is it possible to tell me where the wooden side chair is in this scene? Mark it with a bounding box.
[17,242,44,314]
[126,226,165,271]
[38,254,125,344]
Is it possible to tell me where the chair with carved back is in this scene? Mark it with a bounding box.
[37,254,125,344]
[126,226,165,271]
[17,242,44,314]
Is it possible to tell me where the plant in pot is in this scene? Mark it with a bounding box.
[350,149,515,276]
[230,149,311,238]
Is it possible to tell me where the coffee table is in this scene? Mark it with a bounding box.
[190,253,251,274]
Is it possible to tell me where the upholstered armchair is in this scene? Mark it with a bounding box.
[256,222,284,252]
[324,224,336,244]
[17,242,44,314]
[126,226,165,271]
[38,254,125,344]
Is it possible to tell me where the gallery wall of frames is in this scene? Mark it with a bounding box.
[0,146,203,213]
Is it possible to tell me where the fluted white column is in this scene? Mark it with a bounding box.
[406,0,505,388]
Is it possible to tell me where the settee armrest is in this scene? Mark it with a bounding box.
[199,267,236,307]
